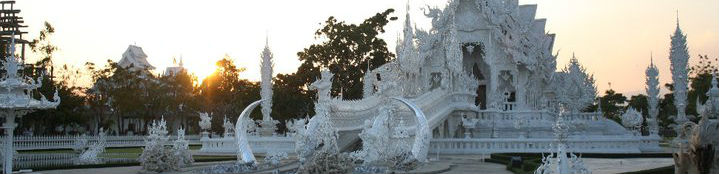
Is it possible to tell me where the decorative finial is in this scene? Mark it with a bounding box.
[650,52,654,66]
[406,0,410,13]
[676,10,679,26]
[265,31,269,48]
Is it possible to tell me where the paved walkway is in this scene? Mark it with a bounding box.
[584,157,674,174]
[36,166,142,174]
[437,155,513,174]
[33,156,674,174]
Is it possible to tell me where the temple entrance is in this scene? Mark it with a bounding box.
[462,42,488,109]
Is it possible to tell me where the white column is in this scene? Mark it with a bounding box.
[3,113,15,174]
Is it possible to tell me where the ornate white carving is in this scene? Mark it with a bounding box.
[77,128,106,164]
[234,99,265,165]
[223,116,235,137]
[0,36,60,174]
[139,117,179,172]
[697,76,719,118]
[173,127,193,168]
[535,107,592,174]
[551,54,597,113]
[199,112,212,131]
[621,107,644,134]
[264,150,288,166]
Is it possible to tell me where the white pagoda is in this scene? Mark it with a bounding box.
[258,36,277,136]
[0,37,60,174]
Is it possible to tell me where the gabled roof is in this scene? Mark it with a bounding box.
[118,45,155,71]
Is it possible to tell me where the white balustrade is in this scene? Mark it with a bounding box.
[199,136,295,154]
[0,135,201,150]
[429,135,661,154]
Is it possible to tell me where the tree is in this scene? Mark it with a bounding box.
[158,69,199,133]
[197,56,260,133]
[271,73,316,132]
[29,21,57,69]
[295,9,397,100]
[598,89,627,123]
[687,55,718,118]
[18,22,88,135]
[265,9,398,131]
[627,94,648,134]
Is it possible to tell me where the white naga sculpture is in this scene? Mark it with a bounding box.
[77,128,107,164]
[645,56,661,135]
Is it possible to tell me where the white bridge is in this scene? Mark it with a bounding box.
[200,89,662,154]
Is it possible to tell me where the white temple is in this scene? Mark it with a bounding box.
[200,0,662,156]
[118,45,155,72]
[322,0,660,153]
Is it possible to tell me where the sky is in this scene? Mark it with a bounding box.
[16,0,719,96]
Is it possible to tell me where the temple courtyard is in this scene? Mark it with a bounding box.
[33,155,676,174]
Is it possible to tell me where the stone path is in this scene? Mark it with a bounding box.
[583,157,674,174]
[36,166,142,174]
[437,155,513,174]
[32,156,675,174]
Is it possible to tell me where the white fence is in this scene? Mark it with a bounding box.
[198,134,662,155]
[2,135,201,150]
[429,135,663,154]
[199,136,295,154]
[12,153,137,169]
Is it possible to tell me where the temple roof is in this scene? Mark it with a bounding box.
[118,45,155,71]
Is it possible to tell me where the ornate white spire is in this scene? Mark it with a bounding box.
[669,15,690,124]
[646,53,660,135]
[554,53,597,113]
[398,2,419,73]
[259,33,275,133]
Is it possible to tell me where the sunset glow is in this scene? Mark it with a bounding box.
[15,0,719,95]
